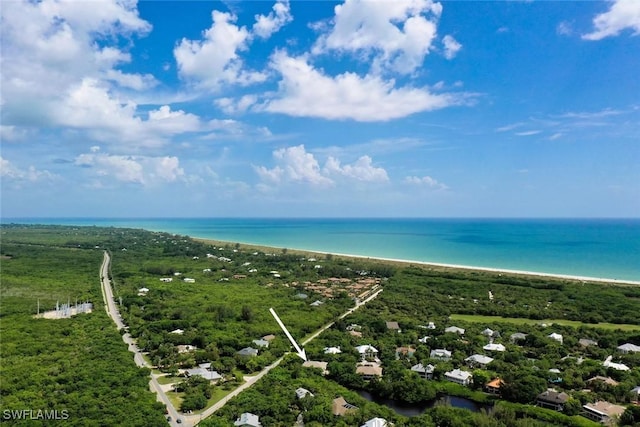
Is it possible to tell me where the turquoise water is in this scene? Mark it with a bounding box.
[4,218,639,281]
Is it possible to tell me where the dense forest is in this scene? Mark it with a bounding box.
[1,224,639,426]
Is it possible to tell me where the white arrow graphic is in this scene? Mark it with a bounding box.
[269,307,307,361]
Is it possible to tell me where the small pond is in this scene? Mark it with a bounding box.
[357,390,492,417]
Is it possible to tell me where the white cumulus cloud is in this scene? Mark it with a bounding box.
[442,35,462,59]
[312,0,442,74]
[255,145,391,188]
[253,0,293,39]
[262,51,468,121]
[324,156,389,182]
[0,156,57,183]
[74,152,185,186]
[582,0,640,40]
[174,10,266,90]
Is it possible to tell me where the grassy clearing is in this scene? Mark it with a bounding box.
[450,314,640,330]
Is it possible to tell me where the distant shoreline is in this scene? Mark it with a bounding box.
[193,237,640,286]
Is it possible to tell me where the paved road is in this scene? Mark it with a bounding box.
[100,252,188,427]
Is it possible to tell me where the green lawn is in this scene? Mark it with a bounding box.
[449,314,640,330]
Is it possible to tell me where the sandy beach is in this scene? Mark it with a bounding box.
[194,237,640,286]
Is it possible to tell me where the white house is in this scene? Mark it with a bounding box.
[355,345,379,361]
[483,343,506,352]
[482,328,494,337]
[183,277,195,283]
[465,354,494,367]
[444,369,473,386]
[430,349,452,361]
[170,328,184,335]
[548,333,563,344]
[295,387,314,399]
[160,277,173,282]
[618,343,640,353]
[324,346,342,354]
[445,326,465,335]
[234,412,262,427]
[137,287,149,296]
[361,418,390,427]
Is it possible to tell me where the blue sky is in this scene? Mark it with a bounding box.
[1,0,639,218]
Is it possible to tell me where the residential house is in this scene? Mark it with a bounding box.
[510,332,527,343]
[482,328,494,337]
[310,300,324,307]
[603,355,630,371]
[349,330,363,338]
[430,348,452,361]
[483,343,506,352]
[411,363,435,380]
[445,326,465,335]
[324,346,342,354]
[160,277,173,282]
[302,361,328,375]
[185,367,222,382]
[465,354,494,368]
[295,387,314,399]
[395,346,416,359]
[183,277,195,283]
[587,376,619,387]
[418,336,431,343]
[176,344,197,353]
[237,347,258,357]
[357,362,383,380]
[536,389,569,411]
[485,378,504,395]
[444,369,473,386]
[631,386,640,398]
[361,418,391,427]
[548,333,563,344]
[234,412,262,427]
[355,345,379,361]
[262,334,276,342]
[617,343,640,353]
[582,401,626,425]
[426,322,436,329]
[579,338,598,348]
[137,287,149,296]
[170,329,184,335]
[386,321,401,332]
[252,339,269,348]
[332,396,358,416]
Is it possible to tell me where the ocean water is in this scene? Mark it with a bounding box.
[4,218,640,282]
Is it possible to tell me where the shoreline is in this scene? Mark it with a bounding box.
[194,237,640,286]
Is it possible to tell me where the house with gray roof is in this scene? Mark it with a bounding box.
[445,326,465,335]
[465,354,494,367]
[444,369,473,386]
[430,348,452,361]
[536,389,569,411]
[411,363,435,379]
[234,412,262,427]
[237,347,258,357]
[618,343,640,353]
